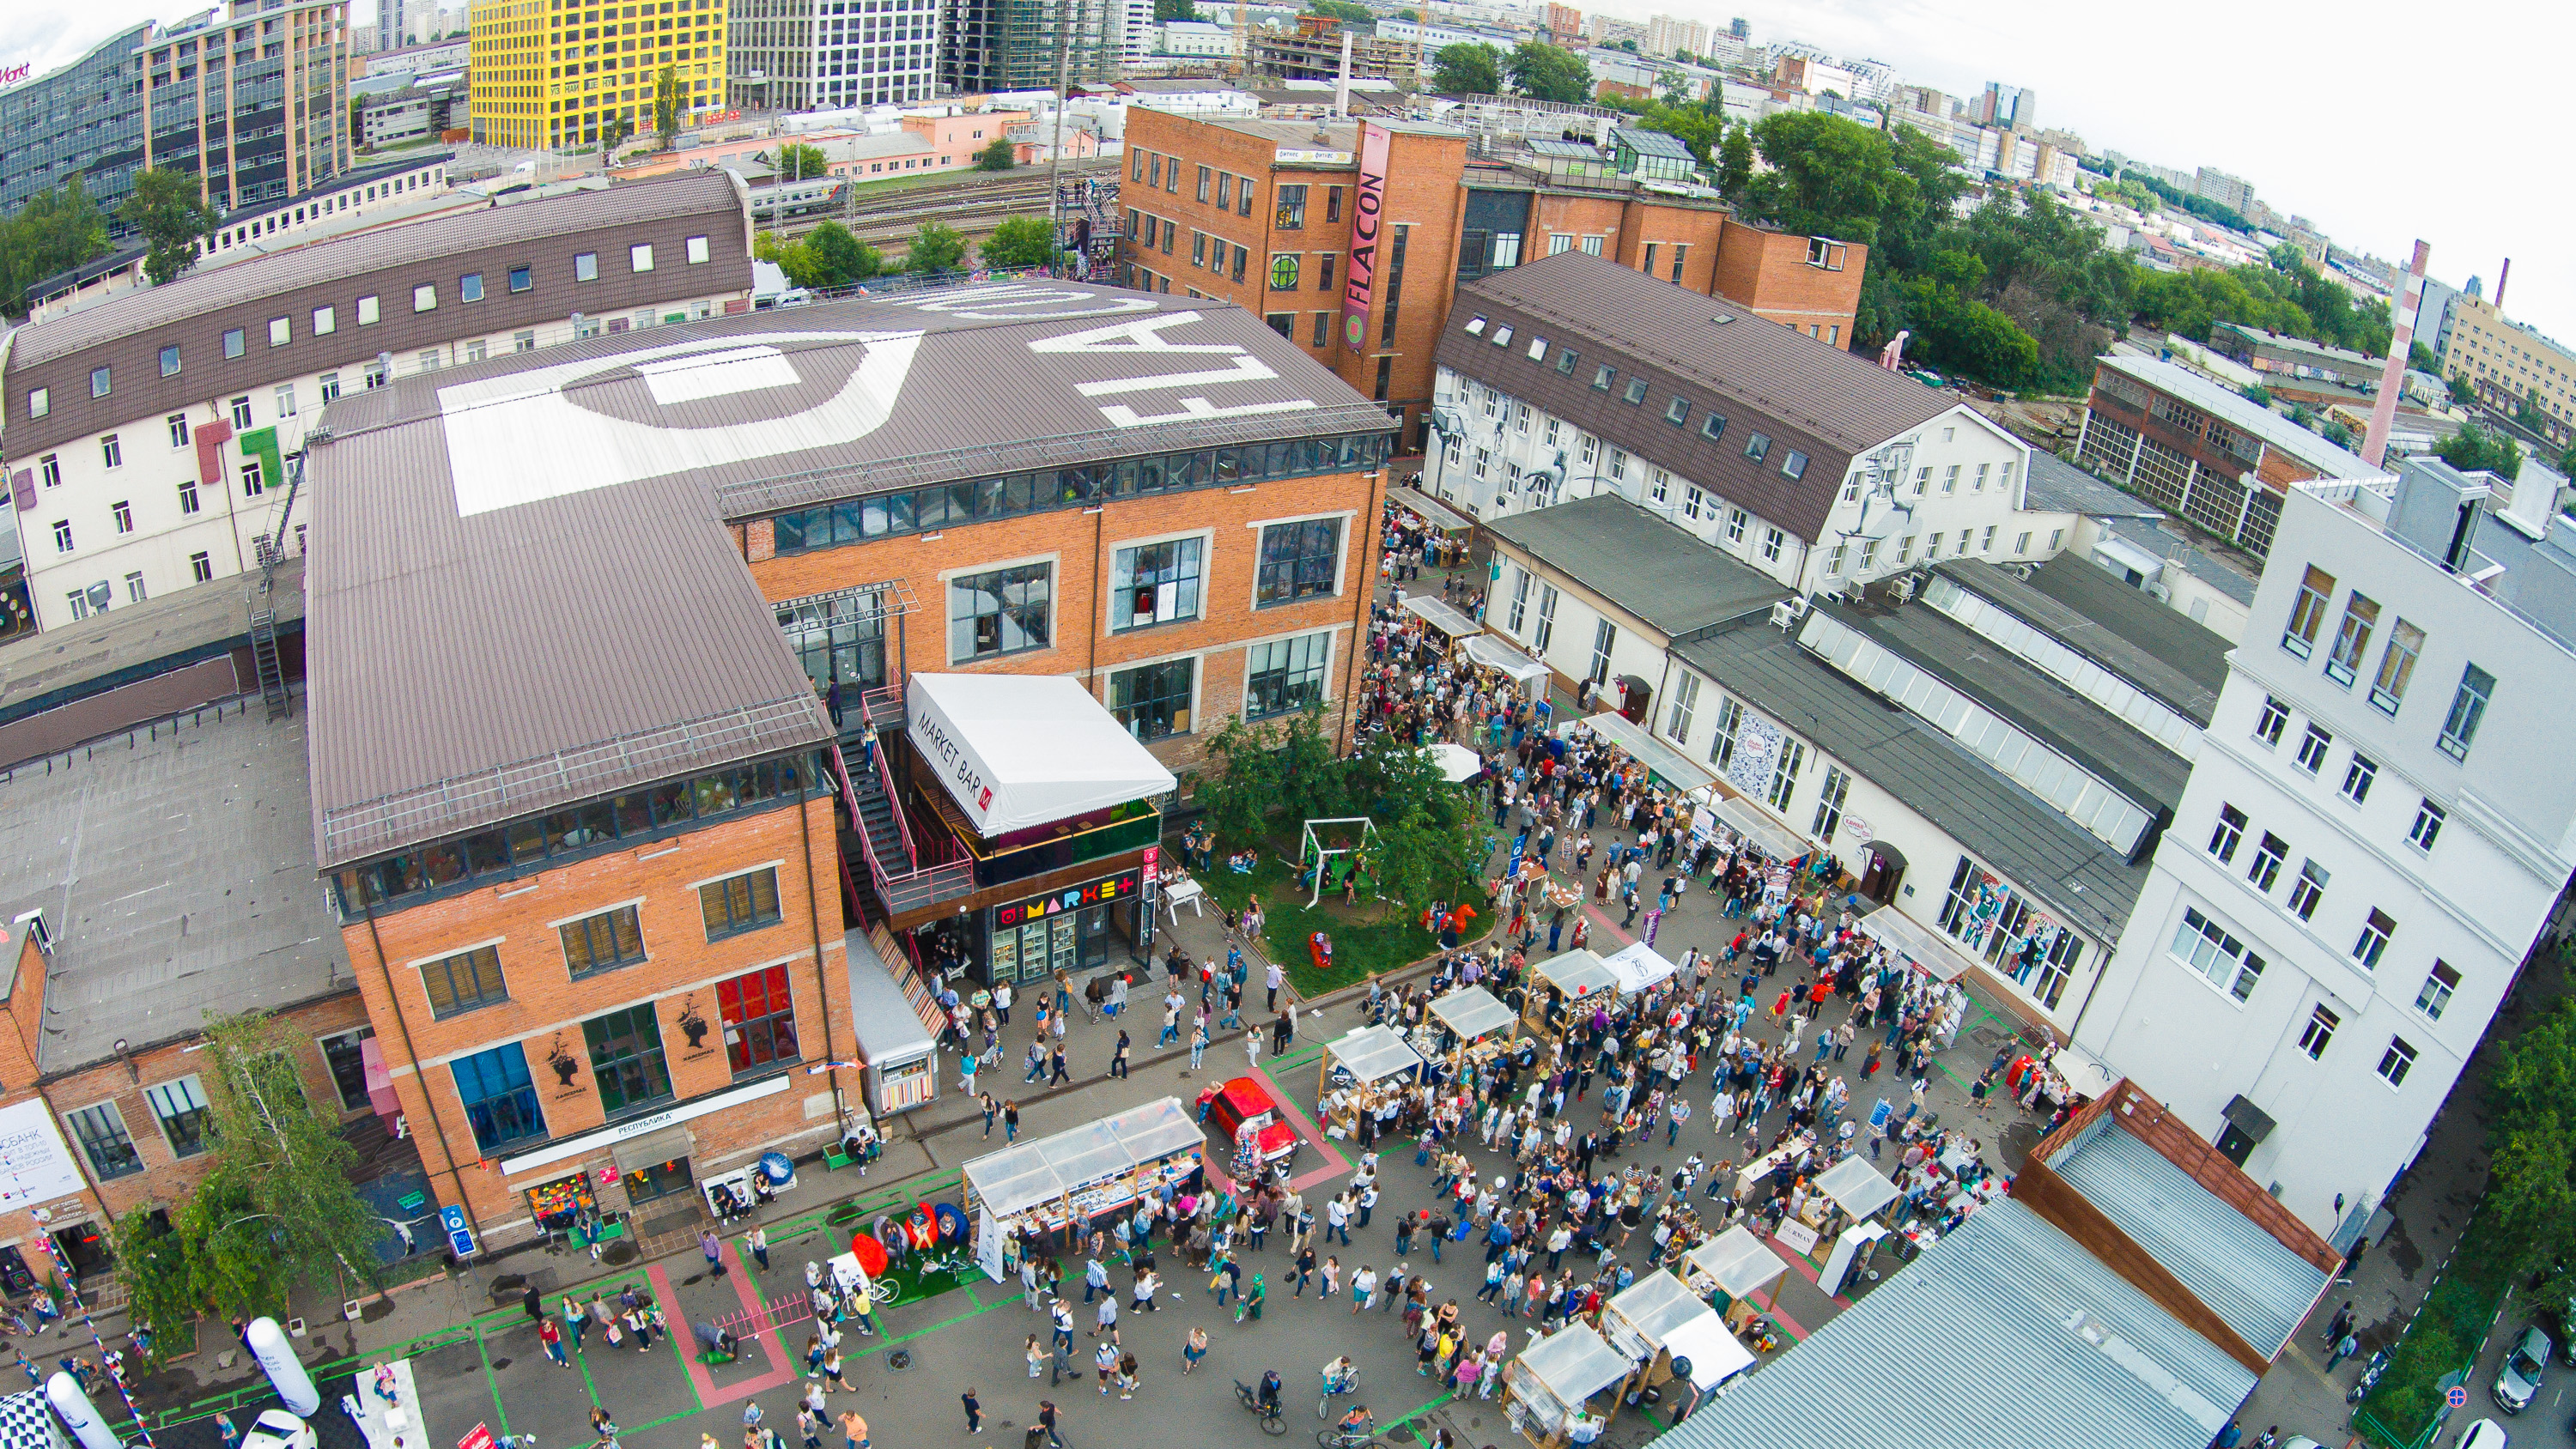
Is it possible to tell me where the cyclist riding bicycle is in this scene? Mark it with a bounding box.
[1322,1357,1358,1396]
[1258,1371,1284,1416]
[1335,1405,1375,1441]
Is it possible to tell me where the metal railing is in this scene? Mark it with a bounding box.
[841,691,976,914]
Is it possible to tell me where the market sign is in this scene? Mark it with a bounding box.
[0,1100,85,1210]
[994,869,1142,929]
[1340,122,1390,350]
[0,64,33,88]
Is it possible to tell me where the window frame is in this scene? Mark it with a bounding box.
[1243,632,1332,721]
[1254,517,1344,609]
[421,943,511,1017]
[559,905,647,979]
[2414,961,2459,1021]
[2435,663,2494,761]
[2171,905,2264,1003]
[949,561,1055,662]
[717,964,800,1077]
[144,1075,214,1159]
[2281,564,2335,658]
[699,867,783,941]
[1108,656,1196,741]
[2375,1036,2416,1089]
[2297,1003,2338,1059]
[64,1101,143,1180]
[585,1003,675,1118]
[453,1044,546,1152]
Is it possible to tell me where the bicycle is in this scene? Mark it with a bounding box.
[1315,1426,1377,1449]
[1317,1367,1361,1419]
[1233,1380,1288,1436]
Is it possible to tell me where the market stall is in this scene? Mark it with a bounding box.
[1813,1153,1903,1294]
[1391,483,1476,542]
[1315,1024,1427,1140]
[1401,593,1482,640]
[1710,794,1806,864]
[1598,940,1679,994]
[1427,984,1518,1072]
[1600,1270,1740,1423]
[1461,632,1553,690]
[1564,711,1718,795]
[1679,1226,1792,1322]
[1427,742,1485,784]
[1503,1321,1632,1449]
[848,934,939,1115]
[958,1096,1204,1277]
[1522,948,1620,1038]
[1854,903,1984,984]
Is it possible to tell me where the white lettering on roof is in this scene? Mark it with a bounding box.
[635,345,801,404]
[1028,311,1242,355]
[1077,355,1279,397]
[878,283,1156,321]
[1027,306,1317,430]
[1098,398,1318,428]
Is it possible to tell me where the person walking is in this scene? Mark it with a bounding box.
[563,1295,589,1353]
[2326,1332,2360,1370]
[591,1409,622,1449]
[538,1315,570,1369]
[703,1229,729,1277]
[835,1410,868,1449]
[982,1093,1001,1139]
[1005,1100,1021,1143]
[961,1387,984,1434]
[1035,1400,1065,1449]
[1189,1021,1208,1072]
[1182,1326,1208,1375]
[2324,1301,2355,1347]
[750,1227,771,1273]
[1111,1033,1131,1081]
[1050,1046,1072,1086]
[1265,961,1285,1011]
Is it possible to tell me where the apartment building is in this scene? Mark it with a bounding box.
[1643,14,1709,58]
[142,0,356,214]
[724,0,933,114]
[2075,355,2385,559]
[2444,293,2576,448]
[937,0,1121,96]
[1427,252,2032,596]
[301,278,1392,1235]
[467,0,730,150]
[0,171,753,634]
[2076,460,2576,1238]
[0,25,157,224]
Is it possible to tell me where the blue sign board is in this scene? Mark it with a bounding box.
[441,1203,477,1259]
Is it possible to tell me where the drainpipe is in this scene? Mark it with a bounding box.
[797,770,846,1124]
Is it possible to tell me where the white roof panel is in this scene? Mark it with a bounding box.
[907,672,1178,835]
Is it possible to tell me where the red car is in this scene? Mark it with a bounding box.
[1203,1076,1299,1165]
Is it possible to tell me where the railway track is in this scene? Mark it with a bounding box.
[769,161,1116,249]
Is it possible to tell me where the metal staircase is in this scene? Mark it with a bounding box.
[249,609,291,719]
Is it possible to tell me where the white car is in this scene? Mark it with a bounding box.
[240,1410,316,1449]
[2458,1416,2510,1449]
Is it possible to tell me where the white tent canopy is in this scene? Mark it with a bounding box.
[1568,710,1717,792]
[1814,1153,1901,1221]
[907,673,1178,836]
[1461,632,1552,687]
[1599,940,1679,993]
[1680,1226,1791,1299]
[1325,1024,1425,1084]
[1711,794,1805,862]
[1662,1311,1756,1390]
[1401,593,1481,637]
[1427,742,1484,784]
[1601,1270,1709,1358]
[1856,904,1984,984]
[962,1096,1198,1217]
[1515,1323,1632,1408]
[1430,985,1516,1042]
[1531,948,1619,1001]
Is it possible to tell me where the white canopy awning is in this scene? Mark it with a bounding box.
[1401,593,1481,637]
[1324,1024,1426,1084]
[1430,985,1516,1042]
[1599,940,1679,993]
[1662,1311,1756,1390]
[1460,632,1552,686]
[1390,483,1474,533]
[1680,1226,1790,1299]
[1515,1323,1632,1407]
[1814,1153,1901,1221]
[963,1095,1197,1216]
[907,673,1178,836]
[1601,1270,1710,1357]
[1856,903,1984,984]
[1427,742,1484,784]
[1711,794,1804,862]
[1531,948,1619,1000]
[1566,709,1717,793]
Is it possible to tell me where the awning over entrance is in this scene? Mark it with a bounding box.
[1710,794,1803,861]
[611,1125,696,1173]
[907,673,1178,836]
[1571,710,1717,793]
[1401,593,1481,638]
[1390,483,1475,534]
[1856,903,1984,984]
[1460,632,1552,686]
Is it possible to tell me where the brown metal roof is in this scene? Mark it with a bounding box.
[303,280,1393,868]
[1437,252,1952,541]
[11,171,746,370]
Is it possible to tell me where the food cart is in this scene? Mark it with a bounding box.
[1316,1024,1426,1140]
[958,1096,1204,1278]
[1812,1154,1901,1295]
[1427,984,1518,1074]
[1460,633,1554,693]
[1600,1270,1752,1424]
[1521,949,1620,1040]
[1502,1322,1632,1449]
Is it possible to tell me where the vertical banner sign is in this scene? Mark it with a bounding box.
[1341,123,1392,350]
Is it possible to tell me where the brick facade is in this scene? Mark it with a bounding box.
[1706,220,1866,345]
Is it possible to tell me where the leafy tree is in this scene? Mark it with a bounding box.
[776,142,829,181]
[1505,41,1591,104]
[599,112,635,162]
[1429,41,1501,96]
[1305,0,1371,21]
[1152,0,1201,18]
[2483,995,2576,1313]
[2408,339,2439,374]
[980,215,1058,269]
[1714,122,1753,201]
[2437,421,2523,481]
[904,220,967,273]
[975,136,1017,171]
[1345,738,1483,921]
[118,168,216,286]
[802,221,882,286]
[1273,706,1347,825]
[0,177,110,316]
[2448,373,2478,408]
[653,67,688,149]
[2242,384,2271,408]
[1740,112,1915,250]
[1196,715,1287,846]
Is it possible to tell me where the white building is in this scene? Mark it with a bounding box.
[1426,253,2055,601]
[2075,460,2576,1240]
[1154,20,1234,55]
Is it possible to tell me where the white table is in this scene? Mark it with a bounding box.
[1161,878,1206,924]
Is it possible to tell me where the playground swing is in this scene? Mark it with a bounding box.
[1297,815,1381,909]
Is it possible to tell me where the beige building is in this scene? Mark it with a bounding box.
[1643,13,1708,58]
[2444,294,2576,450]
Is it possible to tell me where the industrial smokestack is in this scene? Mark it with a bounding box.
[2496,258,2511,310]
[1335,29,1352,117]
[2363,239,2428,470]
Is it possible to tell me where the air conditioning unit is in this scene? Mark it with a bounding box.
[1886,573,1918,604]
[1769,597,1808,631]
[2007,562,2036,580]
[2146,582,2172,603]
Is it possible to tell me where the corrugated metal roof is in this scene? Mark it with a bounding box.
[2096,355,2385,478]
[12,171,744,368]
[1485,494,1787,639]
[1663,1199,2257,1449]
[2047,1125,2329,1361]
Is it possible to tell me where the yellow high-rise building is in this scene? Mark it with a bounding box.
[470,0,728,152]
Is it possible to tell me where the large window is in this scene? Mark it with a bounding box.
[1765,739,1806,812]
[586,1005,674,1117]
[320,1028,375,1112]
[1707,697,1745,770]
[1812,766,1850,843]
[2298,1004,2338,1059]
[2287,859,2329,921]
[146,1076,212,1158]
[1113,539,1203,631]
[2281,564,2335,659]
[2208,803,2246,864]
[718,965,799,1076]
[1665,672,1698,743]
[2324,592,2379,687]
[1109,658,1194,740]
[2354,908,2396,968]
[1255,518,1341,606]
[2371,620,2424,715]
[700,868,782,941]
[1533,585,1558,652]
[1245,634,1330,719]
[561,906,646,978]
[453,1045,545,1152]
[66,1102,142,1179]
[951,563,1053,660]
[422,945,510,1017]
[2172,906,2263,1002]
[2436,662,2494,761]
[1585,619,1616,686]
[1506,567,1531,634]
[2415,961,2459,1021]
[2375,1037,2416,1088]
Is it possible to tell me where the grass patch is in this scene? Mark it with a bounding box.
[1192,832,1477,997]
[2357,1198,2518,1448]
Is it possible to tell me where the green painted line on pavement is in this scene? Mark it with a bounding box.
[477,1325,513,1436]
[1382,1391,1454,1431]
[879,1289,1015,1351]
[577,1335,604,1411]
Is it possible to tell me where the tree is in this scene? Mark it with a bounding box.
[1195,715,1287,846]
[1152,0,1201,17]
[980,215,1058,269]
[2242,384,2271,408]
[1714,121,1753,201]
[2437,421,2523,481]
[1305,0,1371,21]
[599,112,635,162]
[0,177,109,316]
[802,221,883,286]
[776,142,829,182]
[975,136,1017,172]
[2448,373,2478,408]
[1505,40,1591,104]
[653,67,687,149]
[904,220,967,273]
[2484,995,2576,1317]
[118,168,216,287]
[1429,41,1501,96]
[2409,339,2439,374]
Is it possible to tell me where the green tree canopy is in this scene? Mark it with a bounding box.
[1429,41,1501,96]
[1714,121,1754,201]
[1305,0,1371,21]
[776,142,829,181]
[975,136,1018,171]
[0,177,110,316]
[1153,0,1202,18]
[2483,994,2576,1312]
[118,168,216,287]
[980,215,1058,269]
[2437,421,2523,481]
[802,221,883,286]
[1505,41,1590,104]
[653,67,687,148]
[905,220,968,272]
[599,112,635,161]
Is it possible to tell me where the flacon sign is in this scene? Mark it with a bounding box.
[1340,123,1391,350]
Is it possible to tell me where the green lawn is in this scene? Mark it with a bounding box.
[2357,1197,2518,1448]
[1189,830,1485,997]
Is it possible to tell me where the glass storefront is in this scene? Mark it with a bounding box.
[622,1155,695,1207]
[777,590,890,738]
[981,867,1148,986]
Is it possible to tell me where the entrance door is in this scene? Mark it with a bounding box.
[1857,852,1903,904]
[49,1222,110,1278]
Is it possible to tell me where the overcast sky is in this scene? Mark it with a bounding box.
[17,0,2568,346]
